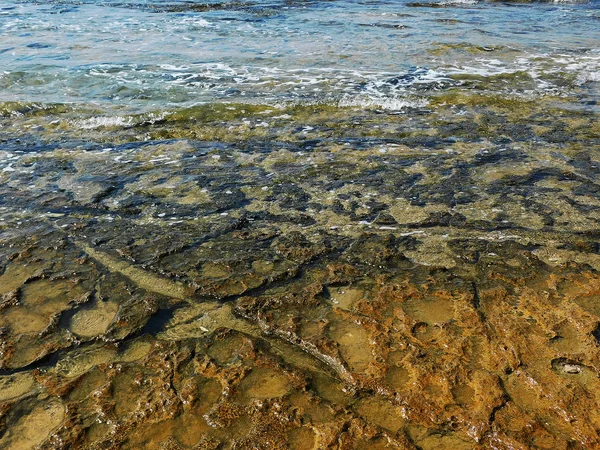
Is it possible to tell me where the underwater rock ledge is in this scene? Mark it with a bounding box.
[0,96,599,449]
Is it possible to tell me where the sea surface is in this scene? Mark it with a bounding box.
[1,0,599,111]
[0,0,599,449]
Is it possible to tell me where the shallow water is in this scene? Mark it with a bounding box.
[0,0,599,449]
[1,0,599,110]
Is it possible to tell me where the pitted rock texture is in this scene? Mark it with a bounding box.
[0,95,599,449]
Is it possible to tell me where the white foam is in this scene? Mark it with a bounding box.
[73,111,167,130]
[442,50,600,93]
[190,19,214,28]
[339,95,428,111]
[563,54,600,84]
[439,0,479,5]
[160,64,191,72]
[75,116,133,129]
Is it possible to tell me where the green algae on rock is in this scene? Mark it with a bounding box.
[0,90,599,449]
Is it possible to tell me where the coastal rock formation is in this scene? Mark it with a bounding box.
[0,93,599,448]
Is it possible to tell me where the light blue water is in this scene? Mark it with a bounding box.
[1,0,598,111]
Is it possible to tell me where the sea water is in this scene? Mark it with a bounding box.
[0,0,598,110]
[0,1,599,449]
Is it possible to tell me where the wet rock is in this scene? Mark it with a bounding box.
[552,358,584,374]
[0,400,65,450]
[0,289,20,310]
[0,95,599,448]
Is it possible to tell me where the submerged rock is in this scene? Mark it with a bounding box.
[0,95,599,448]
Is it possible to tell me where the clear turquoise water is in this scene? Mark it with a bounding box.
[1,0,598,111]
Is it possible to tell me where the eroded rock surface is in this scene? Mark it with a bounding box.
[0,95,599,449]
